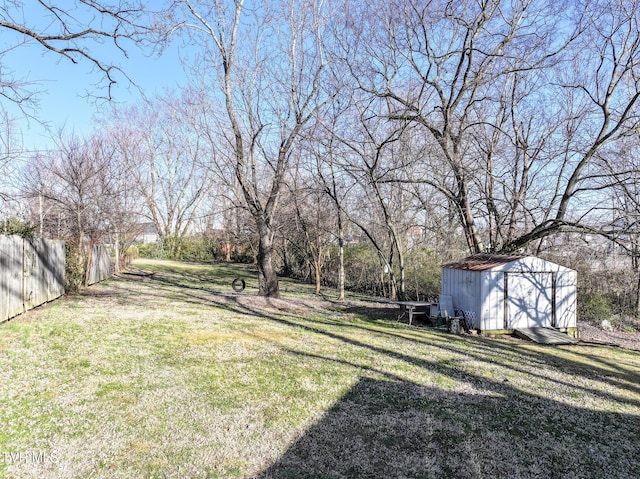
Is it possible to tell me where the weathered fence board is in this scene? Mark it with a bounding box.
[27,239,65,306]
[0,235,66,322]
[87,244,112,286]
[0,235,25,321]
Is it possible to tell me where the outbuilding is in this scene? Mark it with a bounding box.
[441,254,577,337]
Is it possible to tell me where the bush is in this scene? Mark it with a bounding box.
[342,244,384,296]
[176,237,217,262]
[319,244,442,299]
[579,294,612,324]
[136,237,254,264]
[137,243,168,259]
[405,248,442,300]
[0,217,37,238]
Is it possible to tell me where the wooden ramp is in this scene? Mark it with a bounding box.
[514,328,578,345]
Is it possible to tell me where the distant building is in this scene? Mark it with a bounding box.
[134,223,159,244]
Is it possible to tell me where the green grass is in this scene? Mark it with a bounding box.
[1,258,639,478]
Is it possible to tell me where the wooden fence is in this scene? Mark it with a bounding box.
[1,236,115,322]
[0,235,66,322]
[87,244,112,286]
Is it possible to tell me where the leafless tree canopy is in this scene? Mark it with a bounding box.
[4,0,640,304]
[0,0,159,108]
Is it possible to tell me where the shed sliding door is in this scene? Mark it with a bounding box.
[505,273,554,329]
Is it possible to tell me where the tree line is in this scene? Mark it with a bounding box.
[1,0,640,315]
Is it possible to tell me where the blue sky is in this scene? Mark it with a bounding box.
[5,31,187,153]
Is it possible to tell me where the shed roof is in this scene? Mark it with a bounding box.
[442,254,529,271]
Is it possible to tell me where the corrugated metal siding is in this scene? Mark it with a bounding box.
[482,271,505,331]
[442,267,482,329]
[506,272,553,328]
[555,270,577,328]
[443,254,528,271]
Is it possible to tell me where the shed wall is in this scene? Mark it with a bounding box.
[555,270,577,328]
[441,267,482,328]
[506,272,554,329]
[481,271,505,331]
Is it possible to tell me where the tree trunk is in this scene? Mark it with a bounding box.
[398,251,406,301]
[114,232,120,274]
[256,221,279,297]
[635,270,640,317]
[634,252,640,317]
[389,271,397,301]
[337,235,345,301]
[225,240,231,262]
[314,259,321,295]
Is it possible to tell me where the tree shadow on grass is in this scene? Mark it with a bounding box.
[335,304,400,322]
[113,265,640,410]
[205,292,640,409]
[102,265,640,478]
[254,376,640,479]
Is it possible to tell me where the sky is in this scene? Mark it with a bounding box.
[3,23,188,154]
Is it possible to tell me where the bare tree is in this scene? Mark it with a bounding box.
[173,0,332,296]
[603,135,640,314]
[460,69,564,253]
[91,130,147,272]
[27,135,108,242]
[109,92,213,258]
[309,127,351,301]
[278,160,335,295]
[24,134,118,285]
[340,0,578,254]
[0,112,19,208]
[0,2,161,231]
[0,0,159,109]
[329,98,419,300]
[501,0,640,251]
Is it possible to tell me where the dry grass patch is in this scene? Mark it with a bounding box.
[181,330,299,347]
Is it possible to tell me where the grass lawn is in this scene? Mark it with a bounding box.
[1,259,639,479]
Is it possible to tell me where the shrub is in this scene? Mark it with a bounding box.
[136,237,253,263]
[342,244,384,296]
[579,294,612,324]
[176,237,217,262]
[405,248,442,300]
[319,244,442,299]
[0,217,37,238]
[137,243,167,259]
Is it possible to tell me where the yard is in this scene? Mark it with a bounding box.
[1,259,639,479]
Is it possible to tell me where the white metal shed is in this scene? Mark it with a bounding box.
[441,254,577,336]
